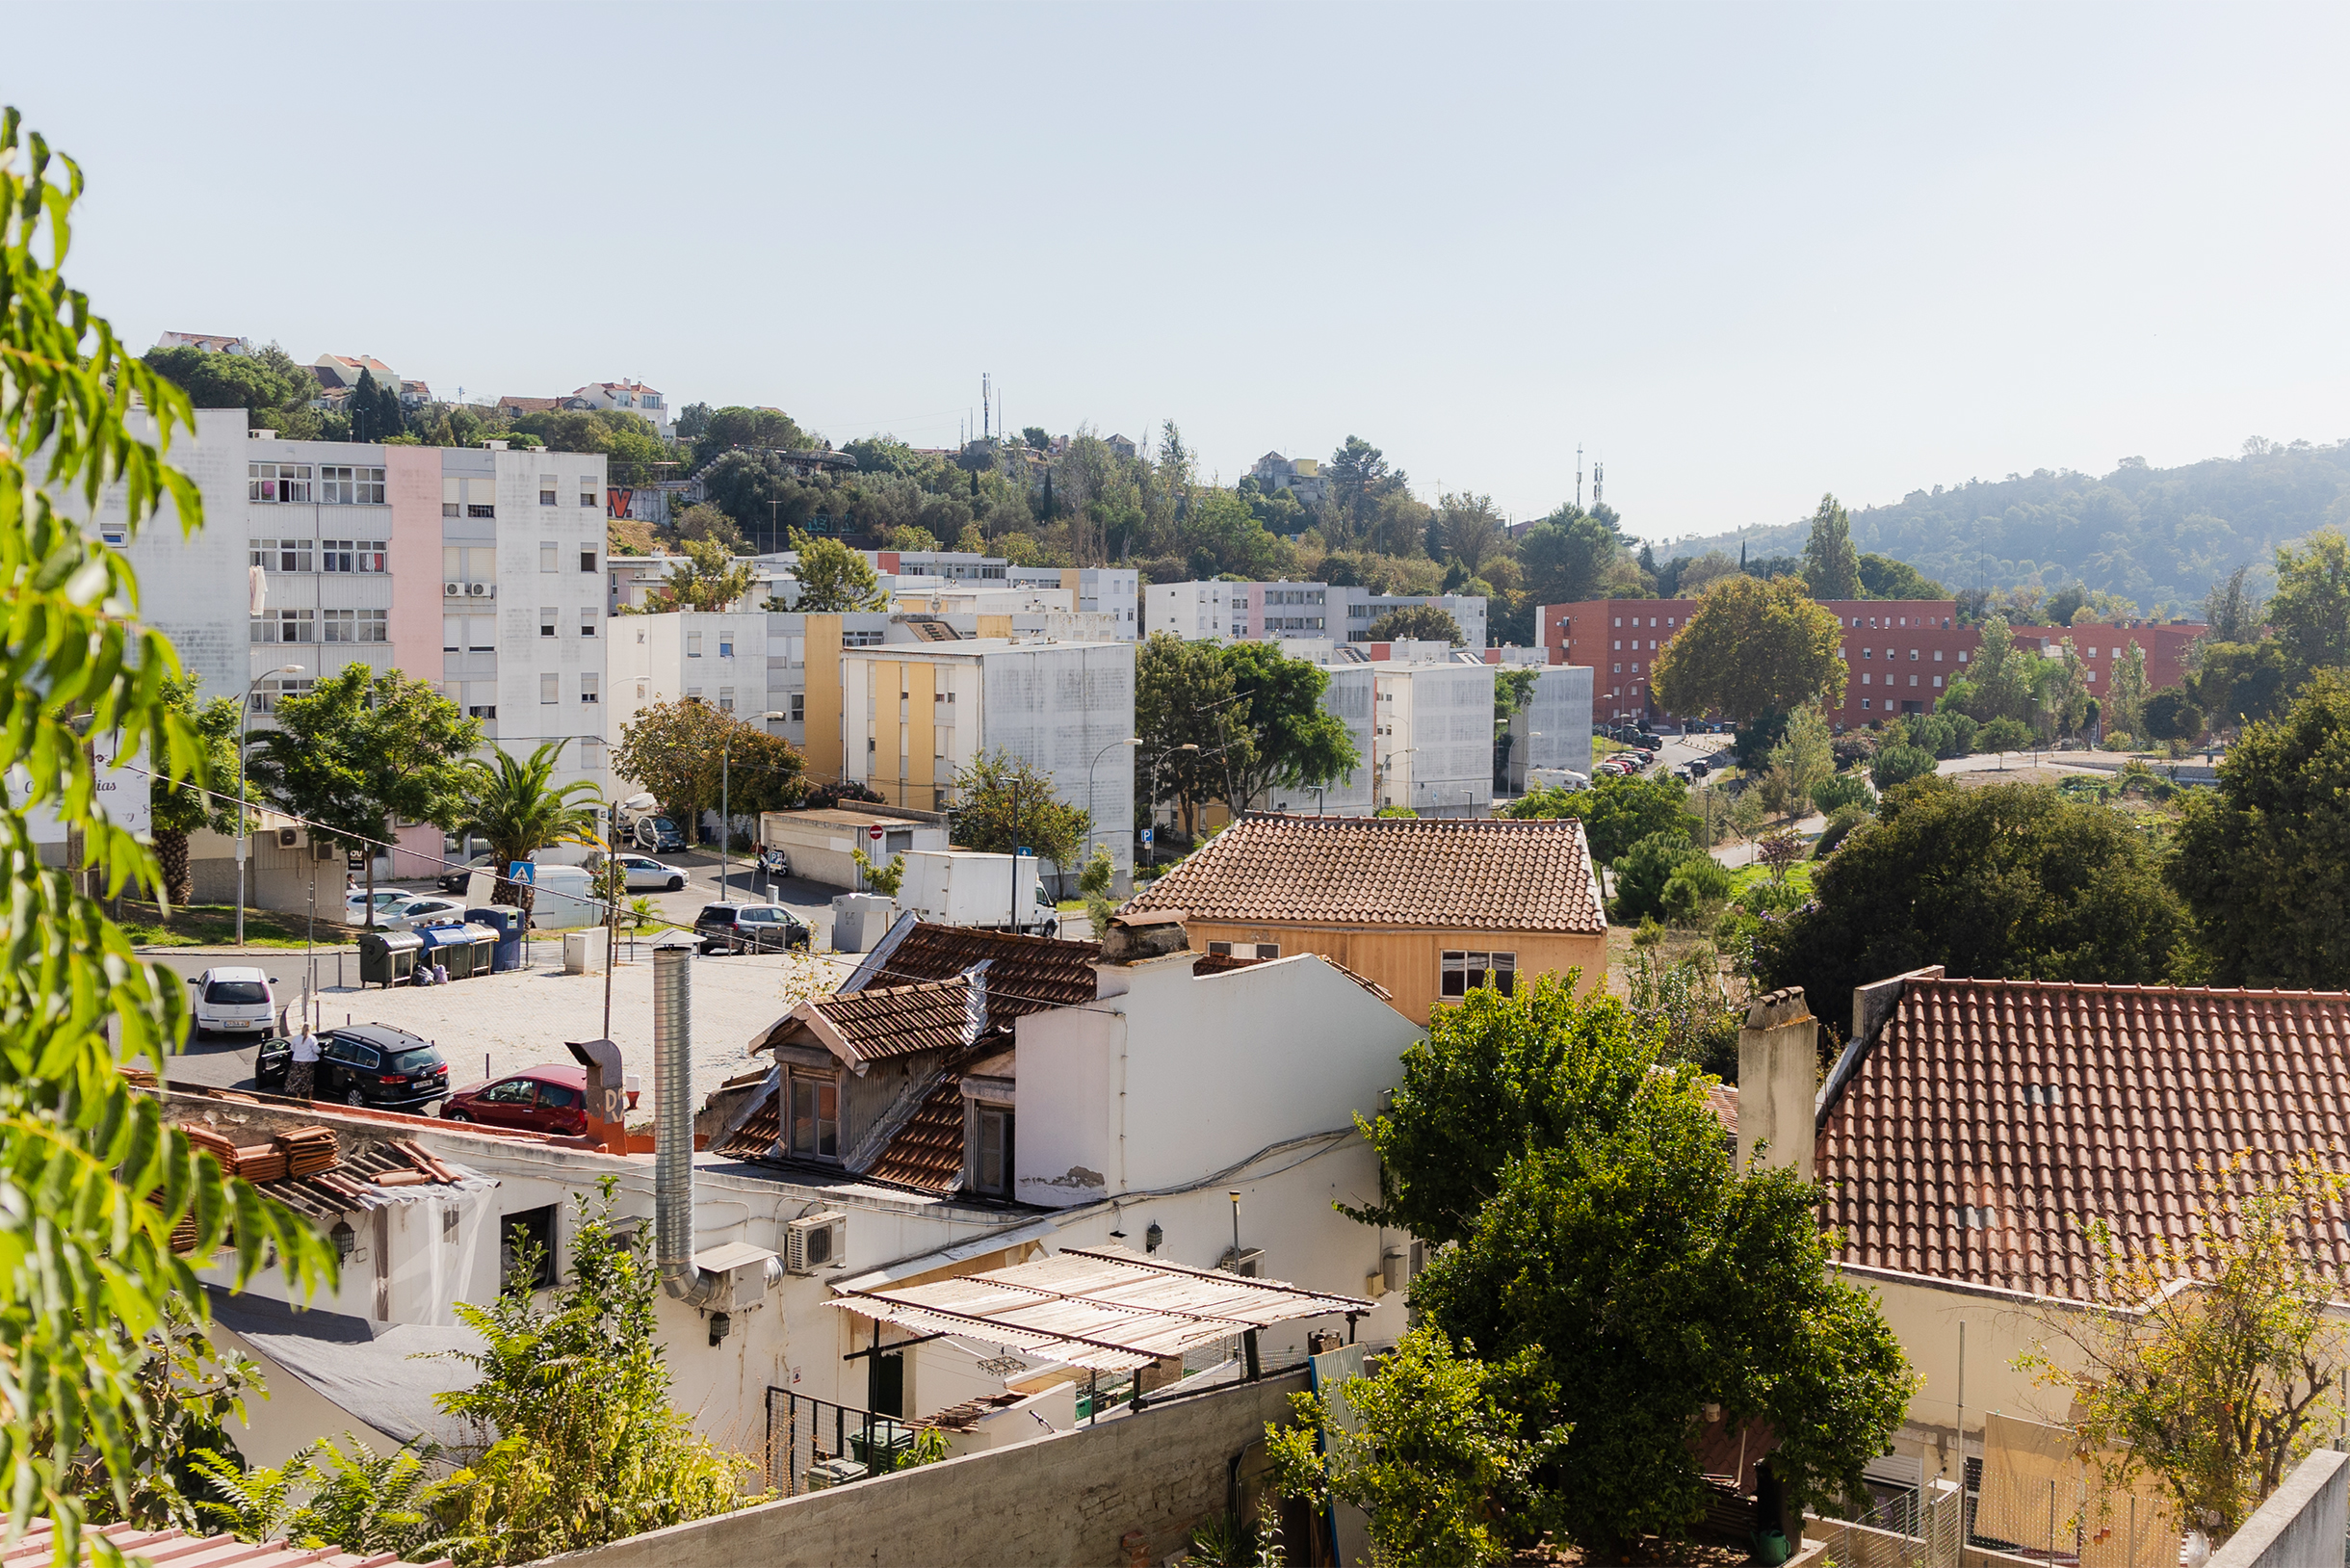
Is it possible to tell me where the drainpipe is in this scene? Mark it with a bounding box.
[653,934,718,1305]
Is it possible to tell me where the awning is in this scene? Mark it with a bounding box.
[829,1243,1374,1372]
[206,1287,485,1450]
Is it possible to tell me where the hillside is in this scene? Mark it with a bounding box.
[1660,440,2350,614]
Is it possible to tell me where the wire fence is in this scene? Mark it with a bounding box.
[763,1389,922,1495]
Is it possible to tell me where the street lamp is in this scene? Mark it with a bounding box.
[719,711,790,902]
[1085,738,1141,870]
[1146,743,1200,865]
[236,664,304,949]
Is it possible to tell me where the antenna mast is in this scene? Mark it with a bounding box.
[1594,459,1605,509]
[1577,445,1584,510]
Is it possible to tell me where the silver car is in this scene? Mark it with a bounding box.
[612,853,687,892]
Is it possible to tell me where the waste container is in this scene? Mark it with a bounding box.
[356,929,422,988]
[418,922,493,980]
[465,907,524,972]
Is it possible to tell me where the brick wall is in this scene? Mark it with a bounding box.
[537,1371,1309,1568]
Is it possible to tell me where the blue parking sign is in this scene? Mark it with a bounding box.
[1139,828,1154,846]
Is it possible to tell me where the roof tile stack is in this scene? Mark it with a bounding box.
[1122,813,1606,934]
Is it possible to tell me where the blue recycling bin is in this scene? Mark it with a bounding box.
[465,907,525,972]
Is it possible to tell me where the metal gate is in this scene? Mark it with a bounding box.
[764,1388,919,1495]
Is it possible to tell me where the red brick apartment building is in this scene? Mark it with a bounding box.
[1539,598,2205,726]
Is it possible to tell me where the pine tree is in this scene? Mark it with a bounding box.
[1801,493,1862,600]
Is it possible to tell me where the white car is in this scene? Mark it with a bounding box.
[189,967,277,1039]
[345,888,412,923]
[379,895,468,931]
[611,853,687,892]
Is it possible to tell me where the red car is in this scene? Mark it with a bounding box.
[438,1065,590,1136]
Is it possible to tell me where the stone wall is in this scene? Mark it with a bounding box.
[535,1371,1308,1568]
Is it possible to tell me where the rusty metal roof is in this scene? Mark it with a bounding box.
[7,1522,450,1568]
[831,1243,1373,1372]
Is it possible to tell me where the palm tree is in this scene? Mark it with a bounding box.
[455,740,603,916]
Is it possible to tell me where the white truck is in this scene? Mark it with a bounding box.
[898,849,1060,937]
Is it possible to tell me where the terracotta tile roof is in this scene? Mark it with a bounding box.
[1705,1081,1738,1138]
[718,1093,779,1161]
[1122,813,1606,934]
[855,922,1102,1025]
[9,1520,450,1568]
[1816,976,2350,1301]
[801,977,979,1066]
[865,1076,968,1192]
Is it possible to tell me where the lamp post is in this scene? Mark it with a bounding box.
[1084,737,1141,871]
[236,664,305,949]
[1147,742,1200,863]
[719,710,790,902]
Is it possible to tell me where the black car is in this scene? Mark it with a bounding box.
[438,853,497,894]
[257,1023,451,1109]
[694,902,812,954]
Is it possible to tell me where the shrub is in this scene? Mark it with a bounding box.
[1612,829,1699,923]
[1815,801,1872,856]
[1661,855,1734,925]
[1870,744,1938,790]
[1811,773,1872,817]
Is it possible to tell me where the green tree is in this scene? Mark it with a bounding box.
[1358,979,1912,1552]
[1957,615,2037,724]
[1800,493,1862,600]
[1763,704,1835,820]
[2203,564,2265,643]
[1178,488,1292,580]
[949,749,1088,877]
[1503,772,1688,866]
[149,675,245,905]
[433,1182,756,1567]
[346,367,403,443]
[1756,780,2192,1039]
[246,666,482,924]
[2266,529,2350,688]
[1220,641,1358,808]
[611,699,805,843]
[455,741,603,914]
[1135,632,1246,834]
[1438,492,1507,579]
[656,536,754,612]
[1367,603,1464,644]
[0,107,337,1564]
[1326,434,1407,541]
[1857,553,1945,599]
[1267,1328,1567,1568]
[142,343,316,427]
[689,404,812,470]
[1517,510,1626,609]
[1979,714,2033,757]
[1650,574,1847,719]
[1869,743,1937,789]
[2169,673,2350,986]
[669,502,747,554]
[1611,827,1704,924]
[2142,689,2206,745]
[2108,638,2152,738]
[2190,639,2289,731]
[787,530,887,611]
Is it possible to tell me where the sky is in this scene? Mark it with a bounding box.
[6,1,2348,546]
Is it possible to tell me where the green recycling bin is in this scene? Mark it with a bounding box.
[357,929,422,988]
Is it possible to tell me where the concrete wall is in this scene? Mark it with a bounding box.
[2210,1450,2350,1568]
[1512,664,1594,786]
[535,1372,1310,1568]
[1266,664,1373,817]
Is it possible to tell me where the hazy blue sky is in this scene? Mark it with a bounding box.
[8,2,2346,543]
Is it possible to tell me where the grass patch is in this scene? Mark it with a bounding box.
[1729,861,1816,900]
[118,902,350,949]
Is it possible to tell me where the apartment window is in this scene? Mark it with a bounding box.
[581,673,600,704]
[443,615,461,653]
[787,1070,840,1160]
[975,1106,1015,1197]
[1958,650,1970,664]
[1440,951,1516,998]
[1863,697,1873,710]
[498,1204,559,1293]
[248,461,312,502]
[541,542,559,572]
[1909,648,1919,661]
[538,475,559,506]
[718,688,736,713]
[467,503,496,519]
[1934,650,1945,662]
[443,499,458,518]
[580,548,596,573]
[540,673,559,704]
[1862,647,1872,659]
[249,676,313,714]
[250,609,315,643]
[581,607,597,637]
[321,538,386,573]
[540,607,557,638]
[469,703,497,719]
[1863,673,1871,685]
[319,465,385,505]
[718,632,735,658]
[251,537,313,574]
[1933,675,1945,688]
[445,545,495,582]
[467,615,494,652]
[322,608,387,643]
[580,479,598,508]
[790,693,805,721]
[687,631,703,657]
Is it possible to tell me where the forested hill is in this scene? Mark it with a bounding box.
[1662,439,2350,613]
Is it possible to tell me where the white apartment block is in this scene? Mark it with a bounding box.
[1263,662,1376,817]
[102,415,609,877]
[1508,665,1597,789]
[841,639,1136,883]
[1144,579,1488,648]
[607,610,774,750]
[1371,659,1496,816]
[1007,565,1138,638]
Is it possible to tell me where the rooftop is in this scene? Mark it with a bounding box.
[1816,974,2350,1301]
[1122,812,1607,934]
[8,1521,450,1568]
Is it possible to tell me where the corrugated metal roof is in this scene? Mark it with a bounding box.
[5,1521,450,1568]
[831,1244,1373,1371]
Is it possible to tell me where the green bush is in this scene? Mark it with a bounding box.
[1870,744,1937,790]
[1811,773,1872,816]
[1660,855,1734,925]
[1611,829,1697,924]
[1815,801,1873,856]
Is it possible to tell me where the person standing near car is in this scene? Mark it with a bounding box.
[286,1020,320,1100]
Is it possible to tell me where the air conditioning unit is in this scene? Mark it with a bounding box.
[465,582,494,597]
[444,581,462,597]
[275,827,300,849]
[785,1213,847,1274]
[1217,1245,1264,1278]
[691,1241,781,1312]
[313,835,337,861]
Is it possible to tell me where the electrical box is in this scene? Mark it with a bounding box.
[785,1213,848,1274]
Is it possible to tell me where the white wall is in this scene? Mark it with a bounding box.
[468,448,610,793]
[978,641,1136,878]
[1515,664,1594,785]
[1266,664,1373,816]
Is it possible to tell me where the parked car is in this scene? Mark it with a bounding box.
[609,853,686,892]
[379,894,468,930]
[626,814,686,853]
[437,853,497,894]
[189,967,278,1040]
[438,1065,590,1135]
[345,887,413,923]
[694,902,813,954]
[257,1023,450,1109]
[1681,757,1712,780]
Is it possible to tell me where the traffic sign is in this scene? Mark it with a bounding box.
[508,860,535,884]
[1139,828,1154,846]
[867,823,884,844]
[1016,846,1033,857]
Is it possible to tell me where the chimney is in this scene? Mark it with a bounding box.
[652,934,718,1305]
[1099,909,1188,966]
[1737,986,1817,1181]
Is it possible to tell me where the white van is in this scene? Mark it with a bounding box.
[190,967,277,1039]
[525,864,606,930]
